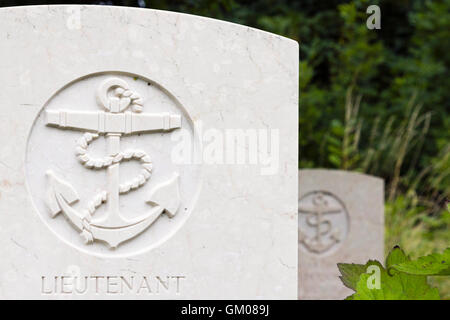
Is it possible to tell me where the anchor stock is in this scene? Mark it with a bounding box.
[45,110,181,134]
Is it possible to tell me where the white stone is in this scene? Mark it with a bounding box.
[298,169,384,300]
[0,5,298,299]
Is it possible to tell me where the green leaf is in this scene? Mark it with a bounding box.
[341,247,442,300]
[386,246,408,269]
[337,263,365,291]
[337,260,378,291]
[390,248,450,276]
[351,267,440,300]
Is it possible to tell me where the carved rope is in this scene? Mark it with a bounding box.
[114,86,144,113]
[75,132,153,243]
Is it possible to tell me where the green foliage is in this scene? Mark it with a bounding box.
[384,191,450,298]
[339,246,443,300]
[390,248,450,276]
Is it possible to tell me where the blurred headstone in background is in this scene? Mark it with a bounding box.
[298,169,384,300]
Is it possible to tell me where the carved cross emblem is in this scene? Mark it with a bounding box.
[45,78,182,248]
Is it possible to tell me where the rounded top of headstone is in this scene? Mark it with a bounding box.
[0,5,299,48]
[299,169,384,185]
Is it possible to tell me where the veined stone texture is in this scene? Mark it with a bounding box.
[298,169,384,300]
[0,5,298,299]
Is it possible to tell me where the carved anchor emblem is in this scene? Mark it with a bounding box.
[298,192,344,254]
[45,78,182,248]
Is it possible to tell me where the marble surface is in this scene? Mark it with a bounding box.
[298,169,384,300]
[0,5,298,299]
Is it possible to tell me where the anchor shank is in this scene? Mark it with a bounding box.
[104,133,124,228]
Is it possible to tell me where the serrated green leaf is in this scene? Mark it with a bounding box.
[386,246,408,269]
[350,259,441,300]
[338,263,366,291]
[352,270,440,300]
[390,248,450,276]
[337,260,379,291]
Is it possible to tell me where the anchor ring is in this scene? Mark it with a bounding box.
[96,78,144,113]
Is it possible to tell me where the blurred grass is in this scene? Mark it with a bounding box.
[343,87,450,299]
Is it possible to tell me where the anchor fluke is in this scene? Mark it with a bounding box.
[147,173,181,218]
[46,170,79,217]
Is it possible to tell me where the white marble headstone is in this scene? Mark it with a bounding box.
[298,169,384,300]
[0,5,298,299]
